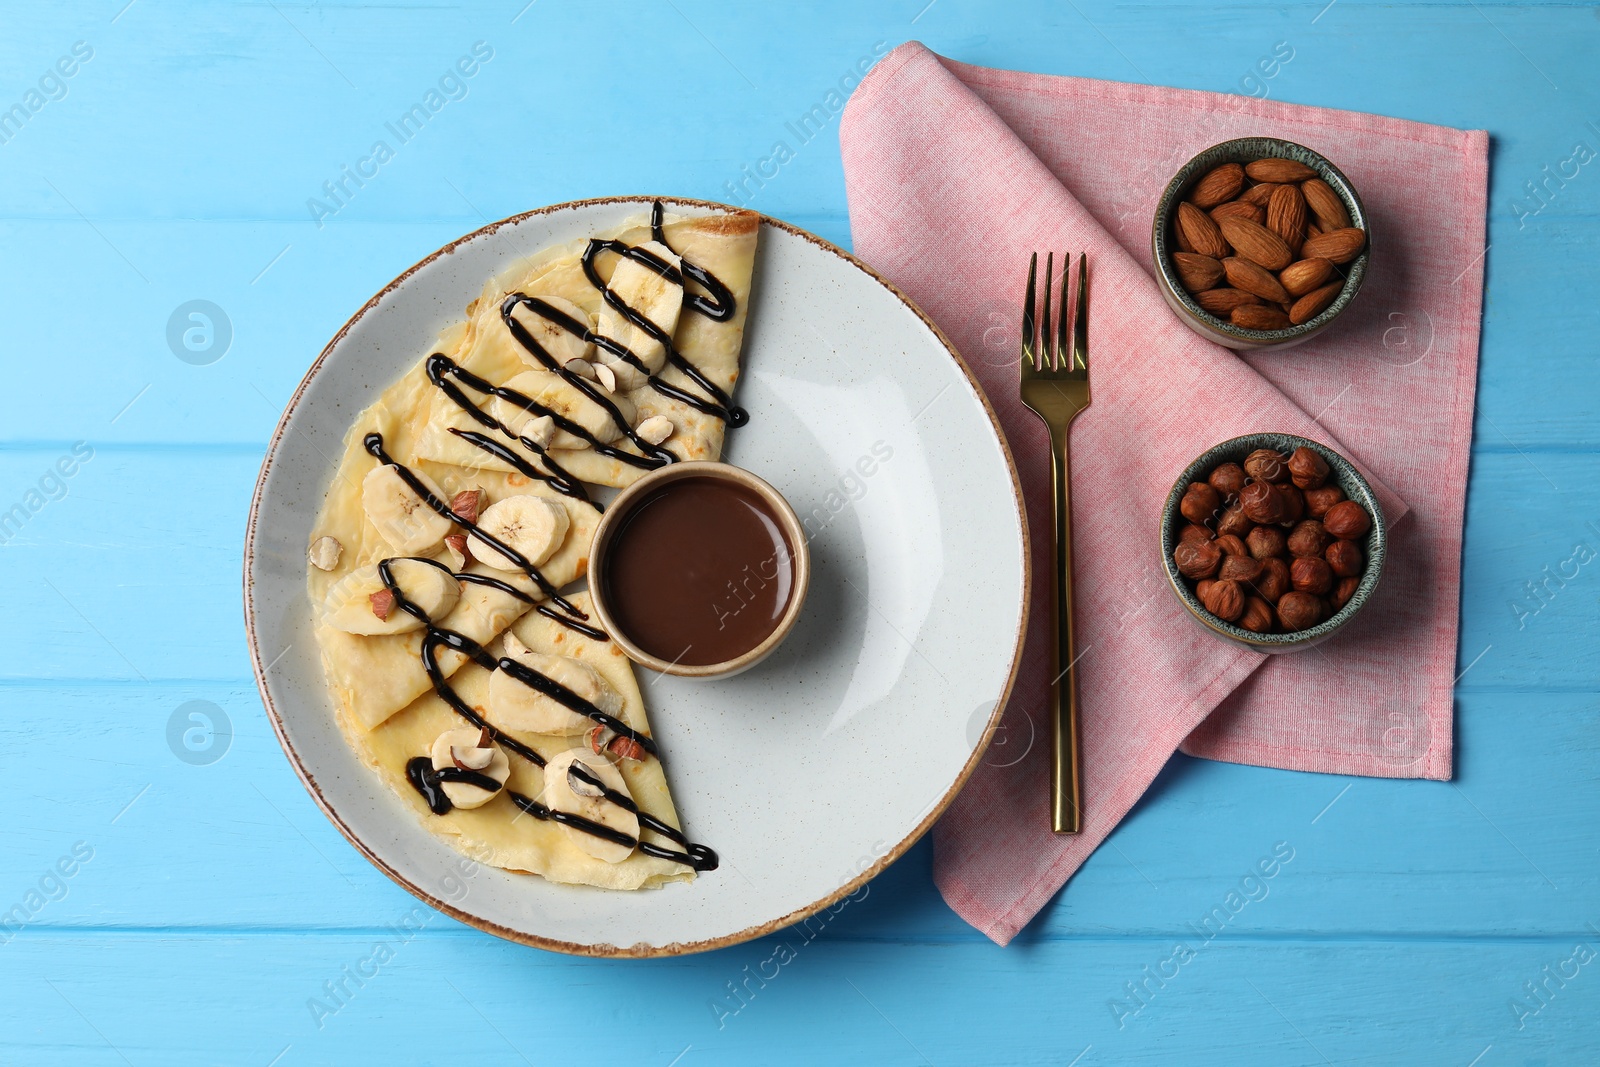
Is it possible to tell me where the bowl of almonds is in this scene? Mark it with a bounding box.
[1159,433,1387,652]
[1152,138,1369,351]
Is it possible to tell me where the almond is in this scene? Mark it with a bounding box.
[1232,304,1292,331]
[1301,178,1351,230]
[1279,258,1335,297]
[451,487,487,526]
[1189,163,1245,209]
[1307,221,1324,238]
[443,533,469,569]
[1241,182,1281,207]
[1173,222,1196,254]
[1289,281,1344,325]
[1223,257,1291,304]
[1245,158,1316,183]
[1173,253,1225,292]
[308,535,343,571]
[1266,185,1308,256]
[1176,202,1230,259]
[607,735,648,762]
[1216,216,1293,271]
[1193,287,1262,315]
[369,588,396,620]
[1301,227,1366,264]
[1211,200,1264,225]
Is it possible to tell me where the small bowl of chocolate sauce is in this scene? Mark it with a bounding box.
[589,462,810,679]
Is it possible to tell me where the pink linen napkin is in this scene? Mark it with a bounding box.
[839,43,1486,945]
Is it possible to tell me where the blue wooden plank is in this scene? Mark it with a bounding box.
[3,934,1596,1065]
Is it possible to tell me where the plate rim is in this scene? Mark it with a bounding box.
[243,195,1032,956]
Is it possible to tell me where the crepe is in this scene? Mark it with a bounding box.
[413,209,760,487]
[306,204,757,889]
[355,594,691,890]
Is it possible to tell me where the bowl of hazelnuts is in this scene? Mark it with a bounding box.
[1152,137,1369,352]
[1160,433,1387,651]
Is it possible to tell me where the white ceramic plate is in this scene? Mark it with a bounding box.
[245,197,1028,955]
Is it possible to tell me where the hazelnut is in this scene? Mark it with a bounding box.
[1238,596,1275,634]
[1331,575,1360,611]
[1214,533,1250,557]
[1216,502,1253,538]
[1287,520,1331,559]
[1178,523,1213,545]
[1208,462,1248,499]
[1247,526,1287,560]
[1290,556,1334,595]
[1243,448,1289,484]
[1180,482,1223,524]
[1287,446,1330,490]
[1219,554,1263,584]
[1276,591,1323,631]
[1323,500,1372,540]
[1325,540,1362,577]
[1200,578,1246,622]
[1174,539,1222,579]
[1304,485,1344,519]
[1251,557,1290,602]
[1277,485,1305,526]
[1239,481,1290,525]
[1196,579,1218,602]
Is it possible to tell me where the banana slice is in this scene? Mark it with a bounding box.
[429,728,511,810]
[325,558,460,635]
[542,748,637,863]
[488,369,635,450]
[468,494,570,571]
[362,464,454,555]
[595,240,683,390]
[507,293,593,368]
[487,633,624,735]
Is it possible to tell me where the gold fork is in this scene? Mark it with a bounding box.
[1018,252,1090,834]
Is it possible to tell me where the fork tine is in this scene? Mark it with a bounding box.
[1041,252,1055,371]
[1056,252,1071,368]
[1072,252,1089,371]
[1021,252,1038,371]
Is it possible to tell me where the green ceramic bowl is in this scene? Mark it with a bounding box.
[1160,433,1387,653]
[1152,137,1369,352]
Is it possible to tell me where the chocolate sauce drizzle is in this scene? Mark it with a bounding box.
[375,554,715,871]
[579,238,748,427]
[651,200,736,323]
[429,349,672,473]
[364,433,582,618]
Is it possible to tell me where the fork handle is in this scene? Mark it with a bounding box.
[1049,424,1083,834]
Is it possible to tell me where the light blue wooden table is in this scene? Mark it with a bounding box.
[4,2,1596,1063]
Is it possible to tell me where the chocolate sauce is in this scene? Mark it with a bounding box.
[405,758,503,815]
[651,200,736,323]
[602,477,795,666]
[364,434,581,617]
[580,239,749,427]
